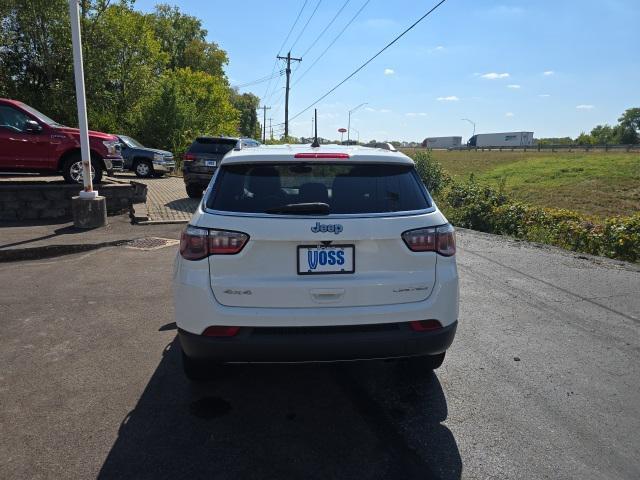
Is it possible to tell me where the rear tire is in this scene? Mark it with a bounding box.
[182,351,221,382]
[186,183,203,198]
[62,153,103,184]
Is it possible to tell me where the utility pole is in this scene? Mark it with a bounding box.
[258,105,271,143]
[311,115,314,139]
[268,118,273,141]
[276,51,302,139]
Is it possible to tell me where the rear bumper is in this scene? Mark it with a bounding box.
[179,321,457,363]
[183,170,213,186]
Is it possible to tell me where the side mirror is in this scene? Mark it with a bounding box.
[24,120,43,133]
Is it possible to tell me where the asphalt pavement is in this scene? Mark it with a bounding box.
[0,229,638,479]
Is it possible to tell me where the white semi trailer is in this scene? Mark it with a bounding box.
[468,131,534,147]
[422,136,462,149]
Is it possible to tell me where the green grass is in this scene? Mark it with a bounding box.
[408,150,640,219]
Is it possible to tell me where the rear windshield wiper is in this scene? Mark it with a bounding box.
[265,202,330,215]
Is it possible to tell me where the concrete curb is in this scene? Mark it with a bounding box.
[136,219,188,225]
[0,240,131,263]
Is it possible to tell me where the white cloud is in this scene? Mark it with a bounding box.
[505,112,515,117]
[384,68,395,75]
[576,104,595,110]
[437,96,459,102]
[507,84,521,89]
[481,72,510,80]
[434,45,445,51]
[538,94,551,98]
[543,70,555,76]
[363,107,392,113]
[405,112,428,117]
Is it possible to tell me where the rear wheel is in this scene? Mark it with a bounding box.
[186,183,203,198]
[182,351,221,382]
[62,153,103,184]
[133,159,153,178]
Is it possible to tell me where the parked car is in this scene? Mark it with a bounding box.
[182,136,261,198]
[117,135,175,178]
[0,98,123,183]
[174,144,459,380]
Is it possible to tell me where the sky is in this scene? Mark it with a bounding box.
[134,0,639,142]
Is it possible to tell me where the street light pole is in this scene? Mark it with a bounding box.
[69,0,94,197]
[348,102,368,144]
[462,118,476,138]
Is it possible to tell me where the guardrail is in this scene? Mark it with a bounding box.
[409,144,640,152]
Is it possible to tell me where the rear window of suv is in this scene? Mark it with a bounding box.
[207,162,431,214]
[188,138,238,155]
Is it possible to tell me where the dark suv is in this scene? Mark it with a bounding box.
[183,136,260,198]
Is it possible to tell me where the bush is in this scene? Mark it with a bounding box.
[412,150,451,196]
[439,179,640,263]
[442,177,508,232]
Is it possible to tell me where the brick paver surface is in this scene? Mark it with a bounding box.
[114,173,197,221]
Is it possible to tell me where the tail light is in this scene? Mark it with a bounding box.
[294,153,349,159]
[180,226,249,260]
[402,224,456,256]
[183,153,196,161]
[409,320,443,332]
[202,326,241,337]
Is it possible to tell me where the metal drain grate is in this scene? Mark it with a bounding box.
[124,237,179,251]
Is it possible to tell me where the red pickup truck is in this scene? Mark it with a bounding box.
[0,98,123,183]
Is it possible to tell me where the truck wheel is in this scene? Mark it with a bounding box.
[133,159,153,178]
[186,183,203,198]
[62,153,103,184]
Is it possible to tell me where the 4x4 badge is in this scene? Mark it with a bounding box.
[311,222,343,234]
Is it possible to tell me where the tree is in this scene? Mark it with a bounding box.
[83,5,167,133]
[230,91,261,139]
[616,108,640,144]
[137,68,238,157]
[0,0,75,123]
[149,4,228,78]
[575,132,594,145]
[590,124,616,144]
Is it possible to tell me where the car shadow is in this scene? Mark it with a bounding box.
[97,338,461,480]
[164,198,199,214]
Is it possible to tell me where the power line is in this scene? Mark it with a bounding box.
[292,0,371,88]
[300,0,351,58]
[285,0,449,124]
[288,0,323,54]
[234,70,285,90]
[263,0,310,102]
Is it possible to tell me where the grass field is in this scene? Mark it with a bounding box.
[405,149,640,219]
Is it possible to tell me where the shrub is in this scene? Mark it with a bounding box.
[412,150,451,196]
[442,178,508,232]
[439,178,640,263]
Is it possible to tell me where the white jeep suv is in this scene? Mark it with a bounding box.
[173,144,459,379]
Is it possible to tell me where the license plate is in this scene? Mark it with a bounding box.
[297,245,355,275]
[205,160,217,167]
